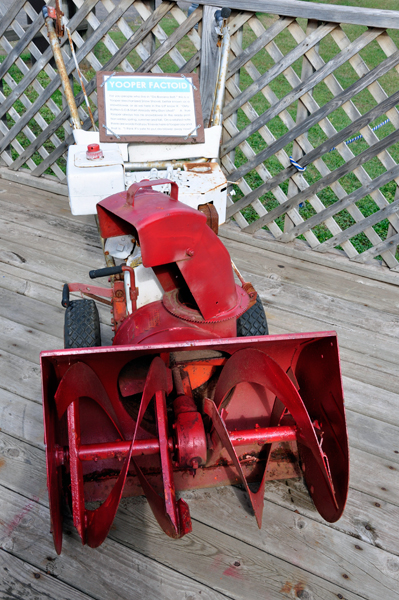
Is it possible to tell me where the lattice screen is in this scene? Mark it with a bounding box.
[2,0,399,269]
[222,11,399,270]
[0,0,203,179]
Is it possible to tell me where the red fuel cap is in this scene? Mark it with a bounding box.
[86,143,104,160]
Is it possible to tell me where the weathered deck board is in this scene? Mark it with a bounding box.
[1,178,399,599]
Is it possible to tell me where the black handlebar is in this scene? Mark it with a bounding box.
[89,265,123,279]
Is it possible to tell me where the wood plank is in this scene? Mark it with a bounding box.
[0,178,94,223]
[0,485,224,600]
[346,410,399,464]
[178,487,399,600]
[0,314,62,363]
[0,223,104,282]
[0,349,42,403]
[350,447,399,507]
[222,236,399,314]
[112,496,392,600]
[342,376,399,429]
[0,389,45,448]
[0,198,100,248]
[0,438,376,600]
[220,224,399,286]
[197,0,399,29]
[0,550,96,600]
[0,277,112,342]
[266,309,399,390]
[189,479,399,559]
[200,5,220,128]
[0,166,68,196]
[221,28,384,158]
[263,480,399,557]
[232,261,399,341]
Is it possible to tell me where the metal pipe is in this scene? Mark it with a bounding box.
[66,27,96,131]
[42,6,81,130]
[231,259,246,286]
[211,22,231,128]
[69,425,298,463]
[124,158,208,171]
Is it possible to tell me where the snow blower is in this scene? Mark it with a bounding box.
[41,181,349,554]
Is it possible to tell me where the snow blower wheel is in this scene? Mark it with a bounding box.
[237,295,269,337]
[64,299,101,349]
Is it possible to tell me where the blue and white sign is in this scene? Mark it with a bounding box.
[103,74,197,138]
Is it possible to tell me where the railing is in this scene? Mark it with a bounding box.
[1,0,399,271]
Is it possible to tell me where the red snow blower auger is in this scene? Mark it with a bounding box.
[41,180,349,554]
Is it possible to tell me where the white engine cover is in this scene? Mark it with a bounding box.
[66,132,227,222]
[67,143,125,216]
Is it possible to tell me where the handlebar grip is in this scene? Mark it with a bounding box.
[89,265,123,279]
[61,283,70,308]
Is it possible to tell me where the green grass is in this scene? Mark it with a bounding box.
[1,2,399,261]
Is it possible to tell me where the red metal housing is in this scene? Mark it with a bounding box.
[40,181,349,554]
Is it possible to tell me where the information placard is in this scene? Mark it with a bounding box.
[97,72,204,144]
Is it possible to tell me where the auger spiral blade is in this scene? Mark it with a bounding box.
[131,357,192,539]
[43,355,191,550]
[210,346,348,524]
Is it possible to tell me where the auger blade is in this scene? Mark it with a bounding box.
[212,347,347,523]
[131,358,192,538]
[85,357,171,547]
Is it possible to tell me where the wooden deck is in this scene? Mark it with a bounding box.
[1,177,399,600]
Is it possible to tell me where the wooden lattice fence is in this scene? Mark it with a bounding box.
[2,0,399,271]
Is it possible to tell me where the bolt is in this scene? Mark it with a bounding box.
[186,248,194,257]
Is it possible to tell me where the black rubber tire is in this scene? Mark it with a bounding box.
[64,299,101,348]
[237,295,269,337]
